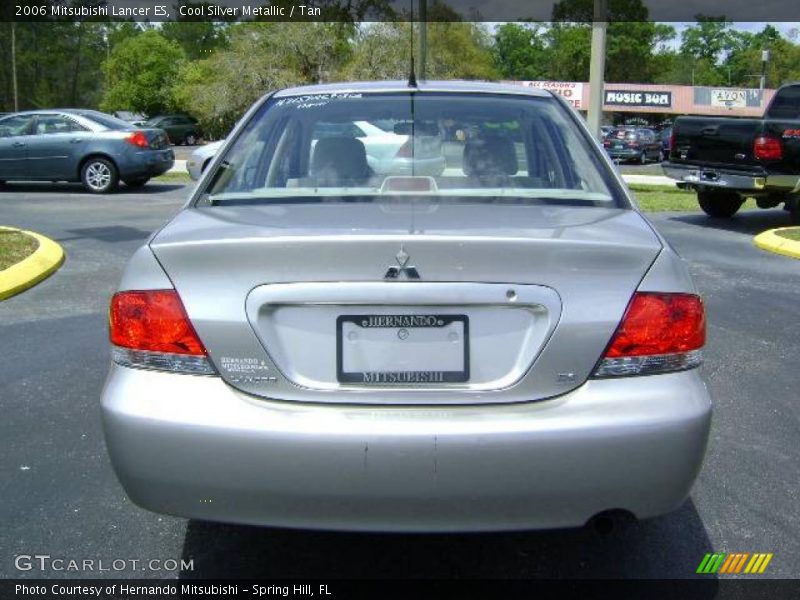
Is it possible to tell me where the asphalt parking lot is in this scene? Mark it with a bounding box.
[0,182,798,581]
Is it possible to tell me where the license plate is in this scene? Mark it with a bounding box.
[613,142,623,148]
[336,314,469,384]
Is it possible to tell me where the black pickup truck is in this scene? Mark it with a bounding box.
[664,83,800,222]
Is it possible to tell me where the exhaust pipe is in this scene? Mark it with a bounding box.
[587,510,636,535]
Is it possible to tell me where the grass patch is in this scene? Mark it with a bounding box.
[0,230,39,271]
[153,172,192,184]
[617,163,666,176]
[629,185,757,212]
[775,228,800,242]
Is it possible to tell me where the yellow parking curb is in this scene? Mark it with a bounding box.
[0,226,65,300]
[753,227,800,260]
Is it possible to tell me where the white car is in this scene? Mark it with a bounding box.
[186,139,225,180]
[189,122,446,181]
[349,120,446,177]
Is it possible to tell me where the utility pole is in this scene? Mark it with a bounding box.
[11,22,19,111]
[760,49,769,91]
[586,0,607,139]
[418,0,427,81]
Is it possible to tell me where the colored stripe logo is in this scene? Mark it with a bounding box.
[697,553,773,574]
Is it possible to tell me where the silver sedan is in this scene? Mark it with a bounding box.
[102,81,711,532]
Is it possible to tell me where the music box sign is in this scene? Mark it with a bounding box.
[604,90,673,108]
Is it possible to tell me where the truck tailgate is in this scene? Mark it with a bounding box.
[671,116,762,169]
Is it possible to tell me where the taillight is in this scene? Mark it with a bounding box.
[753,136,782,161]
[603,140,611,147]
[395,139,413,158]
[109,290,214,374]
[125,131,150,149]
[593,292,705,377]
[669,129,676,152]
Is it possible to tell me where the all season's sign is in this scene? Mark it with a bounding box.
[604,90,672,108]
[518,81,584,109]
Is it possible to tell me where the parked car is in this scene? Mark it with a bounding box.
[664,83,800,221]
[0,109,173,192]
[186,139,224,180]
[144,114,201,146]
[188,120,446,181]
[602,127,663,163]
[113,111,148,127]
[102,81,711,532]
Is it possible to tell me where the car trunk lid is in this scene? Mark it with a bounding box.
[149,202,662,405]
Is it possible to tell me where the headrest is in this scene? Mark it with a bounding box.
[463,136,518,179]
[311,136,371,186]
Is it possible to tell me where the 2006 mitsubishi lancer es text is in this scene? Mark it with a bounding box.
[101,81,712,532]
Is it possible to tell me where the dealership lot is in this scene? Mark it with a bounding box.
[0,183,798,579]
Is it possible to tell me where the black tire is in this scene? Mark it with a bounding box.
[124,178,150,188]
[697,190,743,218]
[185,133,198,146]
[639,151,647,165]
[81,157,119,194]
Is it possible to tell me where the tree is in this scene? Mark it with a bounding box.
[267,22,354,83]
[680,16,731,64]
[345,20,497,81]
[548,0,676,83]
[161,4,229,61]
[100,30,185,115]
[493,23,550,80]
[171,23,304,138]
[0,21,108,111]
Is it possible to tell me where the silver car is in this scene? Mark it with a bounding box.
[102,81,711,532]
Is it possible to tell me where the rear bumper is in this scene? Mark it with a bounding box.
[101,365,711,532]
[606,149,642,159]
[663,162,800,193]
[118,149,175,179]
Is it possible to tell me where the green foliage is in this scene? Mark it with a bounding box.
[161,7,230,60]
[344,21,498,81]
[548,0,677,83]
[493,23,549,80]
[4,1,800,122]
[171,23,307,138]
[0,22,109,110]
[680,16,731,64]
[100,30,185,116]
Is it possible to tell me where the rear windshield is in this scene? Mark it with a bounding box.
[77,111,133,130]
[767,85,800,120]
[200,92,625,207]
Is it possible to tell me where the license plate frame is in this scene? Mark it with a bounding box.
[336,314,469,385]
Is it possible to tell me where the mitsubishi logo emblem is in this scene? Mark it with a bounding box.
[384,247,420,280]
